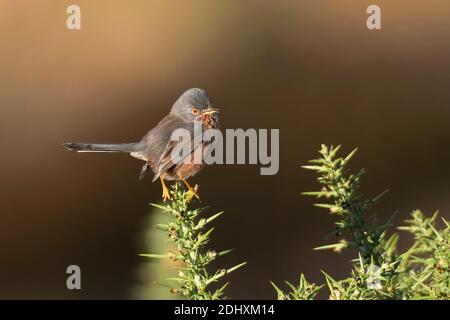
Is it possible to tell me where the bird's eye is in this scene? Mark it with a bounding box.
[191,108,199,115]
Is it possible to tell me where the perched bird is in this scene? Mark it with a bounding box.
[63,88,220,201]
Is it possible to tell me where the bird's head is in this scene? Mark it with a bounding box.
[171,88,219,122]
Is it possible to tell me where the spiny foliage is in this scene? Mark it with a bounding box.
[397,210,450,299]
[273,145,450,300]
[140,182,246,300]
[271,274,323,300]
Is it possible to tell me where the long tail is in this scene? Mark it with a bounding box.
[63,142,138,153]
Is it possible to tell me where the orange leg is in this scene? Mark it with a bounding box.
[182,179,200,202]
[160,176,171,201]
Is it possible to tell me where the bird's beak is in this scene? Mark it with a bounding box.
[202,106,219,115]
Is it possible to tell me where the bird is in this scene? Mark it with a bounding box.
[63,88,220,201]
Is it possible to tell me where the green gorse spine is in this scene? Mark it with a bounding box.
[140,182,246,300]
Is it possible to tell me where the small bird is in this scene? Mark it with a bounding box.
[63,88,219,201]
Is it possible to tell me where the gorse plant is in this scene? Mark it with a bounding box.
[141,145,448,300]
[140,182,246,300]
[302,145,392,265]
[273,145,450,300]
[397,210,450,299]
[271,274,323,300]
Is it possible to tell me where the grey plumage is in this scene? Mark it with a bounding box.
[63,88,217,182]
[171,88,210,118]
[63,142,138,153]
[131,113,197,181]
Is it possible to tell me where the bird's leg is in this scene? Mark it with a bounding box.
[160,176,171,201]
[181,178,200,202]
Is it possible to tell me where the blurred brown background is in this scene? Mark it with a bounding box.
[0,0,449,299]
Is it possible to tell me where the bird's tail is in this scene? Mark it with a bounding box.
[63,142,138,153]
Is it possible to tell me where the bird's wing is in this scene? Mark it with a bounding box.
[150,116,202,181]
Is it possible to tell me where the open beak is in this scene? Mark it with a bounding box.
[202,106,219,115]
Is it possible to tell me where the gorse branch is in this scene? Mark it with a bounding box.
[271,274,323,300]
[397,210,450,299]
[302,144,392,264]
[273,144,450,300]
[140,182,246,300]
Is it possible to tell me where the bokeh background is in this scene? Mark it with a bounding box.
[1,0,449,299]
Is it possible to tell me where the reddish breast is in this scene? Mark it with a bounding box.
[201,113,220,130]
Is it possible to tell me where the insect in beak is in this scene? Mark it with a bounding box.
[202,106,219,115]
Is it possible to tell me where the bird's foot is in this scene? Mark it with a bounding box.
[186,184,200,202]
[179,178,200,202]
[160,176,172,202]
[162,186,171,202]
